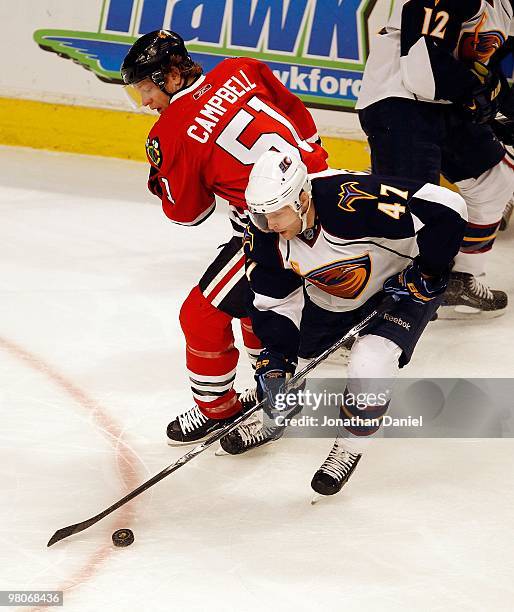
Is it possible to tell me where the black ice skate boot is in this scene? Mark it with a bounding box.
[218,412,284,455]
[439,272,508,319]
[219,385,304,455]
[311,438,362,499]
[166,388,258,446]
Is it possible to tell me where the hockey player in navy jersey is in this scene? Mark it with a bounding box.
[357,0,514,318]
[220,151,467,495]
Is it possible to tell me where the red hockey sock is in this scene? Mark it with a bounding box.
[179,286,242,419]
[240,317,262,369]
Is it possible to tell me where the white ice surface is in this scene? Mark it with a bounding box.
[1,146,514,612]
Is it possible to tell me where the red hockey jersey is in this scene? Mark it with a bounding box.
[145,57,328,230]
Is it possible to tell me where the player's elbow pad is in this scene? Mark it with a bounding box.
[400,38,436,100]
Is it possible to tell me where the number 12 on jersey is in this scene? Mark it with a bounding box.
[421,7,449,39]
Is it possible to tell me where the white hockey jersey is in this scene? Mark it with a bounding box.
[357,0,514,110]
[243,169,467,359]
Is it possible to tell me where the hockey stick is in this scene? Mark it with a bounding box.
[47,295,398,547]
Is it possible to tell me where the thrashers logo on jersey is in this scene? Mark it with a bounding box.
[291,254,372,299]
[458,30,505,64]
[338,181,377,213]
[146,137,162,168]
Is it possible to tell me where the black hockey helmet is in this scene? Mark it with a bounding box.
[121,30,192,91]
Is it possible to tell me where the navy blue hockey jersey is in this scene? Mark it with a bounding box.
[244,169,467,359]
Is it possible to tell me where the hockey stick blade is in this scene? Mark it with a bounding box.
[47,295,397,546]
[47,401,267,547]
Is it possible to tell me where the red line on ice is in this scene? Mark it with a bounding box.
[0,336,143,611]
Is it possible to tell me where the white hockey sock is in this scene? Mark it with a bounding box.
[339,434,372,455]
[453,251,489,276]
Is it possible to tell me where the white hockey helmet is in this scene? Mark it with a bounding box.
[245,151,312,232]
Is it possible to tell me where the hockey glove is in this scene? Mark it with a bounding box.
[497,73,514,121]
[255,349,297,415]
[383,259,448,305]
[491,116,514,146]
[148,165,163,198]
[462,62,502,124]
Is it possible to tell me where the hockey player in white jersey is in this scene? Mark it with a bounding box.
[220,151,467,496]
[489,36,514,231]
[357,0,514,318]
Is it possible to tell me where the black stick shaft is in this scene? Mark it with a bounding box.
[47,297,396,547]
[47,401,265,546]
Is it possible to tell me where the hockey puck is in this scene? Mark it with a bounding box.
[112,529,134,547]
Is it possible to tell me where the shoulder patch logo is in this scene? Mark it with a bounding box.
[243,225,255,252]
[146,137,162,168]
[458,30,505,64]
[338,181,377,212]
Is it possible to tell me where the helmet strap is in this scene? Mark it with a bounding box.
[299,195,312,233]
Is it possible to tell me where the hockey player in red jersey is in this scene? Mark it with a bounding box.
[121,30,328,444]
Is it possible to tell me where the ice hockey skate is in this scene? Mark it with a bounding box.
[217,411,285,455]
[439,272,508,319]
[167,388,258,446]
[218,379,306,455]
[311,438,362,503]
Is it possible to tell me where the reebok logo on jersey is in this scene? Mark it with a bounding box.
[193,84,212,100]
[383,312,411,330]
